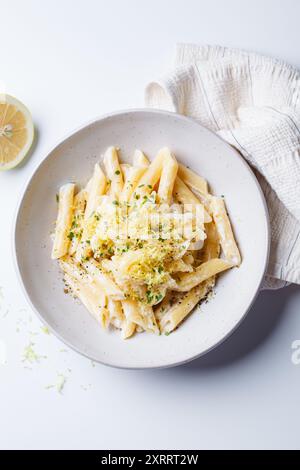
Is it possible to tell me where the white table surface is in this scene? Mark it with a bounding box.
[1,0,300,450]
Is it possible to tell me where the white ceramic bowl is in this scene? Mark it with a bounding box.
[13,109,269,369]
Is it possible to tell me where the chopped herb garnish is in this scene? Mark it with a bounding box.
[146,290,154,303]
[112,200,119,206]
[56,194,59,203]
[115,170,120,175]
[67,231,74,240]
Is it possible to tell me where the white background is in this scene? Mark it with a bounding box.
[1,0,300,450]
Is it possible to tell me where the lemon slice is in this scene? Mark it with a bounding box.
[0,95,34,170]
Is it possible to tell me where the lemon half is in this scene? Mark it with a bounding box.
[0,95,34,170]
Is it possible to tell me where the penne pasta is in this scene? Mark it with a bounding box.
[182,253,194,266]
[157,278,215,334]
[68,189,87,255]
[120,166,147,203]
[133,149,150,168]
[84,177,93,195]
[84,163,107,220]
[121,318,136,340]
[173,177,211,223]
[130,147,166,199]
[64,273,109,328]
[52,183,75,259]
[157,150,178,204]
[166,258,193,273]
[120,163,131,181]
[174,258,232,292]
[202,221,220,261]
[154,291,173,323]
[83,258,124,300]
[210,197,241,266]
[107,298,125,329]
[178,163,208,194]
[120,300,140,338]
[59,257,107,307]
[121,299,159,334]
[103,146,123,199]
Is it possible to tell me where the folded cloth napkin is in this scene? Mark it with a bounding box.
[145,44,300,290]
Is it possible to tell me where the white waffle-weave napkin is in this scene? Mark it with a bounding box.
[145,44,300,289]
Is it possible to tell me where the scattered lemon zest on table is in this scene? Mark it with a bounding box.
[45,373,68,394]
[22,342,40,363]
[22,342,47,363]
[56,373,67,393]
[41,326,50,335]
